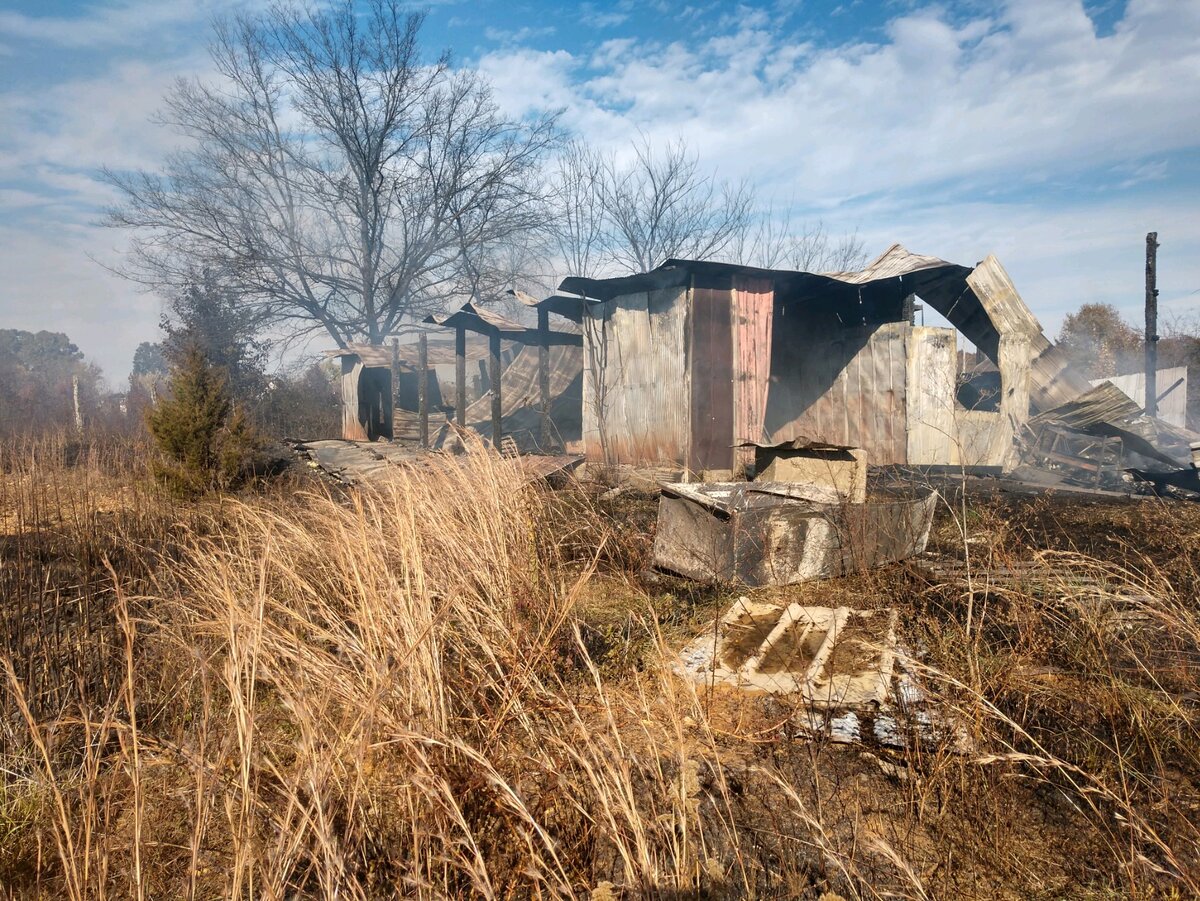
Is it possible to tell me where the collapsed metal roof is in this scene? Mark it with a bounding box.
[552,244,1093,414]
[424,301,582,346]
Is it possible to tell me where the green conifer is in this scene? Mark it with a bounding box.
[147,345,261,497]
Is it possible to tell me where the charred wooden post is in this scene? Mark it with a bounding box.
[537,306,551,448]
[455,326,466,426]
[390,337,400,440]
[418,332,429,448]
[489,329,503,448]
[1145,231,1159,418]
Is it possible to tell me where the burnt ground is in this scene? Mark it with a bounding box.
[563,480,1200,899]
[5,455,1200,899]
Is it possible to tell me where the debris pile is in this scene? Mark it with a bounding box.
[678,599,966,750]
[652,481,936,587]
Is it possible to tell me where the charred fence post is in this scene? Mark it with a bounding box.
[455,325,466,427]
[489,329,503,449]
[418,331,429,448]
[538,306,551,449]
[1145,231,1159,418]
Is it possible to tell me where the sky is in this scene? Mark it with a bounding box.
[1,0,1198,382]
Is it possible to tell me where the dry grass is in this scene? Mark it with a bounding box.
[2,435,1200,899]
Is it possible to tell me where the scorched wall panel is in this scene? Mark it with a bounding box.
[582,286,690,465]
[765,317,909,464]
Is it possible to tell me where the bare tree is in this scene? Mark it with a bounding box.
[734,210,868,273]
[548,138,866,280]
[104,1,559,348]
[787,221,867,273]
[598,138,754,274]
[550,139,609,279]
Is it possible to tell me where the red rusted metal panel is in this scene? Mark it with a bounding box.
[732,276,774,471]
[689,286,734,473]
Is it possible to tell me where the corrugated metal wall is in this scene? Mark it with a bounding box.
[467,344,584,451]
[341,357,368,441]
[765,313,909,463]
[1093,367,1188,428]
[689,286,735,473]
[905,327,957,465]
[582,286,691,465]
[906,326,1017,467]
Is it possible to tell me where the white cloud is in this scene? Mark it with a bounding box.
[580,9,629,29]
[481,0,1200,205]
[4,0,1200,380]
[841,190,1200,336]
[0,43,214,377]
[0,55,211,217]
[0,0,258,49]
[483,25,556,45]
[475,0,1200,334]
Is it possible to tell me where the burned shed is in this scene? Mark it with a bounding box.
[325,343,445,442]
[554,245,1087,474]
[422,301,584,452]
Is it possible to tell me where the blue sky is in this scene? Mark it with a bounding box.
[1,0,1198,380]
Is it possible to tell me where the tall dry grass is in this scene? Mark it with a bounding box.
[3,436,1200,898]
[3,441,764,898]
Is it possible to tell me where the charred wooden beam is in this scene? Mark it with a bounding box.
[1145,231,1159,418]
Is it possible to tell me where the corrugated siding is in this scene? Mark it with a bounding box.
[466,344,584,450]
[1093,367,1188,428]
[689,286,735,473]
[825,243,961,283]
[765,317,909,463]
[341,358,368,441]
[964,255,1045,340]
[582,286,690,465]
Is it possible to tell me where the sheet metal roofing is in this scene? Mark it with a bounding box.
[556,244,970,302]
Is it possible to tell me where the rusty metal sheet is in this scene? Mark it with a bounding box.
[513,453,585,482]
[463,343,583,452]
[569,244,1181,472]
[732,276,774,469]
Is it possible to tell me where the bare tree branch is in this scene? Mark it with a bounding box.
[103,0,560,347]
